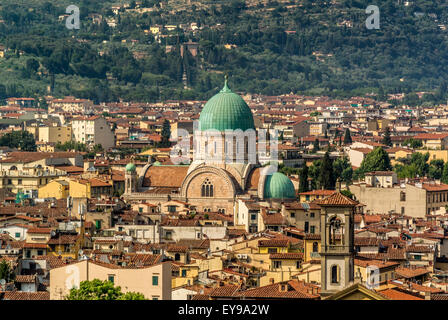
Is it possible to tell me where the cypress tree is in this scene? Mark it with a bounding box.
[343,128,352,145]
[313,138,320,153]
[160,119,171,147]
[319,152,335,190]
[299,165,309,193]
[442,162,448,184]
[382,127,392,146]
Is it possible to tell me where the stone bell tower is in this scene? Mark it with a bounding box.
[125,162,137,194]
[318,192,358,297]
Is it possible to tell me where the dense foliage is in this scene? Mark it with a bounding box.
[0,131,37,151]
[356,147,392,178]
[1,0,448,102]
[0,259,15,283]
[66,279,146,300]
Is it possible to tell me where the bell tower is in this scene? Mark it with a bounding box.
[125,162,137,194]
[318,192,358,297]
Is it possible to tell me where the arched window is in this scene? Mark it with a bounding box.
[10,166,17,170]
[312,242,318,253]
[174,253,180,261]
[331,265,339,284]
[201,179,214,197]
[329,217,342,245]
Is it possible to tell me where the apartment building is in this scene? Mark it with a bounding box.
[71,116,115,150]
[49,259,172,300]
[38,126,73,145]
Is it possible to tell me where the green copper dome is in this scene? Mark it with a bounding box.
[264,172,296,200]
[199,77,255,131]
[125,163,136,172]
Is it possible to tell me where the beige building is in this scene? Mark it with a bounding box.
[350,180,448,217]
[49,97,93,113]
[414,133,448,150]
[38,126,73,145]
[364,171,397,188]
[49,260,172,300]
[71,115,115,150]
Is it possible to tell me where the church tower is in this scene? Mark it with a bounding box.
[125,162,137,194]
[318,192,358,297]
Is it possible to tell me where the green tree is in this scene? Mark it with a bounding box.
[442,162,448,184]
[93,144,103,153]
[65,279,146,300]
[160,119,171,147]
[343,128,352,145]
[0,259,15,282]
[0,131,36,151]
[319,152,335,190]
[312,138,319,153]
[382,127,392,147]
[394,152,429,179]
[358,147,392,177]
[26,58,40,73]
[298,165,309,193]
[333,156,353,185]
[340,189,354,199]
[403,138,422,149]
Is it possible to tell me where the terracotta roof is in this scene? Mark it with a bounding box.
[2,291,50,300]
[261,211,287,226]
[377,288,423,300]
[89,178,112,187]
[247,167,261,190]
[431,294,448,300]
[364,171,395,176]
[47,234,79,245]
[270,253,303,260]
[395,267,430,279]
[23,243,47,249]
[0,151,79,164]
[354,259,400,269]
[209,284,240,297]
[123,253,162,267]
[414,133,448,140]
[237,280,319,299]
[27,228,52,234]
[421,183,448,192]
[406,245,434,253]
[142,165,189,188]
[258,239,290,247]
[299,190,335,196]
[317,192,358,207]
[167,245,188,253]
[176,239,210,249]
[15,275,36,283]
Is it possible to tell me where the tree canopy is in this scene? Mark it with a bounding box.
[357,147,392,178]
[0,259,15,283]
[65,279,146,300]
[0,131,36,151]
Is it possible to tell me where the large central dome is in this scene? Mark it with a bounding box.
[199,78,255,131]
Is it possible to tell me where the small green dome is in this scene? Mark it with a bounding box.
[199,77,255,131]
[264,172,296,200]
[125,163,136,172]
